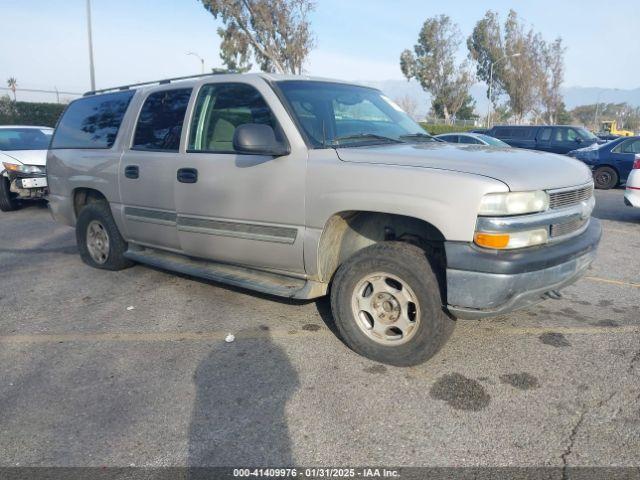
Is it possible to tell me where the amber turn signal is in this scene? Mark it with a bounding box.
[474,232,510,249]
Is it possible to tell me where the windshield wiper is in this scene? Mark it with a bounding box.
[399,133,438,142]
[329,133,403,147]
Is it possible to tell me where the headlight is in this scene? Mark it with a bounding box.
[2,162,45,174]
[478,191,549,216]
[474,228,548,250]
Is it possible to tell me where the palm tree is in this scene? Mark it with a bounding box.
[7,77,17,101]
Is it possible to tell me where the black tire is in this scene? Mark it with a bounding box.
[76,201,134,271]
[0,176,20,212]
[330,242,455,367]
[593,166,618,190]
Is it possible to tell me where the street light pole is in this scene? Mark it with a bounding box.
[86,0,96,91]
[187,52,205,74]
[486,53,521,128]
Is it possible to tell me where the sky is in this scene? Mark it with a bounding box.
[1,0,639,103]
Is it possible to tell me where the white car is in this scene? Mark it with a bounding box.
[0,125,53,211]
[435,132,511,147]
[624,155,640,208]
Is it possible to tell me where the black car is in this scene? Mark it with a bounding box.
[486,125,602,154]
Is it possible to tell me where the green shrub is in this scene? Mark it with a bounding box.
[0,98,66,127]
[420,123,477,135]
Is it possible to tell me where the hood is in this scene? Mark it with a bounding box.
[336,143,593,191]
[0,149,48,167]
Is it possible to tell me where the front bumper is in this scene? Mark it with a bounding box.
[445,218,602,319]
[3,170,48,198]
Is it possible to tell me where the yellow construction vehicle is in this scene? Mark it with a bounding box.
[600,120,634,137]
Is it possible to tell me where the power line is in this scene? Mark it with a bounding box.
[0,87,83,96]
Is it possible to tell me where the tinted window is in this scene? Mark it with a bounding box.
[132,89,192,151]
[188,83,279,153]
[459,135,481,144]
[616,139,640,154]
[51,91,134,149]
[512,128,533,139]
[539,128,552,142]
[439,135,457,143]
[493,127,511,138]
[0,128,52,151]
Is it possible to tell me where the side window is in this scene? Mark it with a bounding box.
[132,88,192,152]
[538,128,552,141]
[50,91,134,149]
[494,127,510,138]
[188,83,279,153]
[440,135,457,143]
[460,136,479,144]
[618,139,640,154]
[567,129,579,141]
[553,128,564,142]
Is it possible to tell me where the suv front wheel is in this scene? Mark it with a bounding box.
[330,242,455,366]
[76,201,134,271]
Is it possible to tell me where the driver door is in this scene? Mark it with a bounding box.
[173,81,306,274]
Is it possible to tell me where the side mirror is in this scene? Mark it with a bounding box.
[575,137,583,143]
[233,124,290,157]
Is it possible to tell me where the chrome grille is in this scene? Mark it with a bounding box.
[548,185,593,210]
[550,218,588,238]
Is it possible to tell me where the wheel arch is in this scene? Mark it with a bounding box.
[315,210,446,284]
[72,187,109,220]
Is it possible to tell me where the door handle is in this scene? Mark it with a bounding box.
[124,165,139,179]
[177,168,198,184]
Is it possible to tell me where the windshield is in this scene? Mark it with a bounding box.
[477,134,510,147]
[0,128,52,151]
[276,81,434,148]
[576,127,598,141]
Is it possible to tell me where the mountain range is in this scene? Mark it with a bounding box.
[361,79,640,118]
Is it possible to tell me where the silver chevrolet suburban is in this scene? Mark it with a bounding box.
[47,73,601,366]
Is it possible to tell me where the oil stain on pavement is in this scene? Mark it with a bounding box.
[499,373,540,390]
[539,332,571,347]
[430,373,491,411]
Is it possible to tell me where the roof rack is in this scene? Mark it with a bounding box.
[83,70,237,96]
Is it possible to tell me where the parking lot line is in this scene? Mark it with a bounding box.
[584,276,640,288]
[0,324,638,345]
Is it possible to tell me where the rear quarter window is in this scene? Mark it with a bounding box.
[50,91,135,149]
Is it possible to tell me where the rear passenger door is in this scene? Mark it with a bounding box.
[119,88,192,251]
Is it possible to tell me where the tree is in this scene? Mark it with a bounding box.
[432,94,477,120]
[199,0,315,74]
[395,95,419,120]
[7,77,17,101]
[400,15,474,124]
[538,38,566,124]
[468,10,563,124]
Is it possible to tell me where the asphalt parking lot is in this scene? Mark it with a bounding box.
[0,189,638,469]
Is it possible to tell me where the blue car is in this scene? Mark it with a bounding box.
[568,136,640,189]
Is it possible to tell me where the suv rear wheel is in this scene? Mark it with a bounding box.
[76,201,134,270]
[593,166,618,190]
[330,242,455,366]
[0,177,20,212]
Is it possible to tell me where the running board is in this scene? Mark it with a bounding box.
[124,247,327,300]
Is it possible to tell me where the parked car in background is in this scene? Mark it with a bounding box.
[623,156,640,208]
[469,128,489,134]
[0,126,53,211]
[436,132,511,147]
[486,125,602,154]
[47,73,600,366]
[568,136,640,189]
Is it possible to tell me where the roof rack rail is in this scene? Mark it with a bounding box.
[83,70,237,96]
